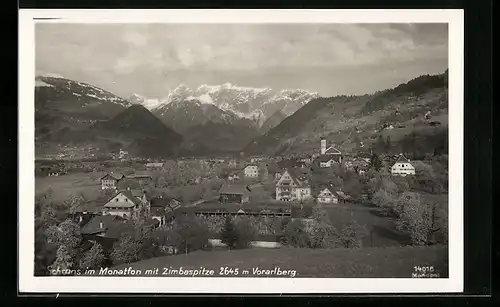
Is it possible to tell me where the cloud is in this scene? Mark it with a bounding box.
[35,23,448,97]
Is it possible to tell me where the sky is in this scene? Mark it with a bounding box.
[35,23,448,98]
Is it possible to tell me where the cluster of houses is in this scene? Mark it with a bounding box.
[63,136,418,255]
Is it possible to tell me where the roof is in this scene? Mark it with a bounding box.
[126,172,153,179]
[150,196,182,208]
[150,207,166,216]
[282,168,310,187]
[73,201,100,213]
[104,190,143,208]
[146,162,164,167]
[100,172,123,180]
[117,178,142,190]
[316,154,341,163]
[394,154,410,164]
[219,184,251,195]
[336,190,351,200]
[267,164,283,174]
[324,146,342,155]
[130,189,145,198]
[80,215,135,239]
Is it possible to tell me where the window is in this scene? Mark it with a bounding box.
[115,198,118,202]
[125,198,128,202]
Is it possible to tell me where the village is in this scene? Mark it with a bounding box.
[33,132,449,278]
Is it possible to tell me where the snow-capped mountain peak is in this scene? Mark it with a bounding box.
[134,83,320,128]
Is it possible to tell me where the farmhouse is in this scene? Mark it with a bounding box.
[316,155,342,168]
[102,190,149,219]
[100,172,124,190]
[391,154,416,176]
[275,168,312,202]
[243,164,259,178]
[125,172,153,185]
[316,187,339,204]
[80,215,135,253]
[145,162,164,169]
[219,184,251,204]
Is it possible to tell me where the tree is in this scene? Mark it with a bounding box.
[312,203,330,223]
[385,136,392,153]
[370,153,382,171]
[49,245,74,275]
[339,221,368,248]
[396,194,433,245]
[169,215,210,254]
[281,219,310,248]
[156,176,166,188]
[110,235,142,265]
[45,219,82,257]
[233,217,257,249]
[220,215,238,249]
[79,242,105,270]
[309,204,337,248]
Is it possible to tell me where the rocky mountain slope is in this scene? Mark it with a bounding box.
[244,71,449,158]
[66,105,184,158]
[35,75,131,142]
[132,83,320,128]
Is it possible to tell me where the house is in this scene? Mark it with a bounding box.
[100,173,124,190]
[125,172,153,185]
[391,154,416,176]
[316,155,342,168]
[117,178,143,190]
[243,164,259,178]
[275,168,312,202]
[80,215,135,254]
[145,162,164,169]
[150,196,182,226]
[316,187,339,204]
[219,184,251,204]
[102,190,149,219]
[336,189,352,204]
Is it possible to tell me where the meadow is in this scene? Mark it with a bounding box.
[108,245,449,278]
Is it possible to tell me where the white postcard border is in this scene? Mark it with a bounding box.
[19,9,464,294]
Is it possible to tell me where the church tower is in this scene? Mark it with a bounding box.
[320,138,327,155]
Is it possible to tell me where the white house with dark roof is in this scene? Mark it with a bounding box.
[316,187,339,204]
[391,154,416,176]
[243,164,259,178]
[100,172,124,190]
[275,168,311,202]
[102,190,149,219]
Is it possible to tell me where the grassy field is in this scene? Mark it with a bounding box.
[35,172,105,202]
[106,245,448,278]
[325,202,410,247]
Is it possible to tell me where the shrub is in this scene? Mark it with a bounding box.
[169,215,210,254]
[233,217,257,249]
[281,219,310,248]
[396,195,434,246]
[110,235,141,265]
[220,215,238,249]
[338,221,368,248]
[79,242,105,270]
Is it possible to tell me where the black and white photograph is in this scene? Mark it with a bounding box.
[19,9,464,293]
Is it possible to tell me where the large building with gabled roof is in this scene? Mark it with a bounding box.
[275,168,312,202]
[390,154,416,176]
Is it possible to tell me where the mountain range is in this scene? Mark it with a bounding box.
[129,83,320,129]
[244,71,449,158]
[34,70,448,159]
